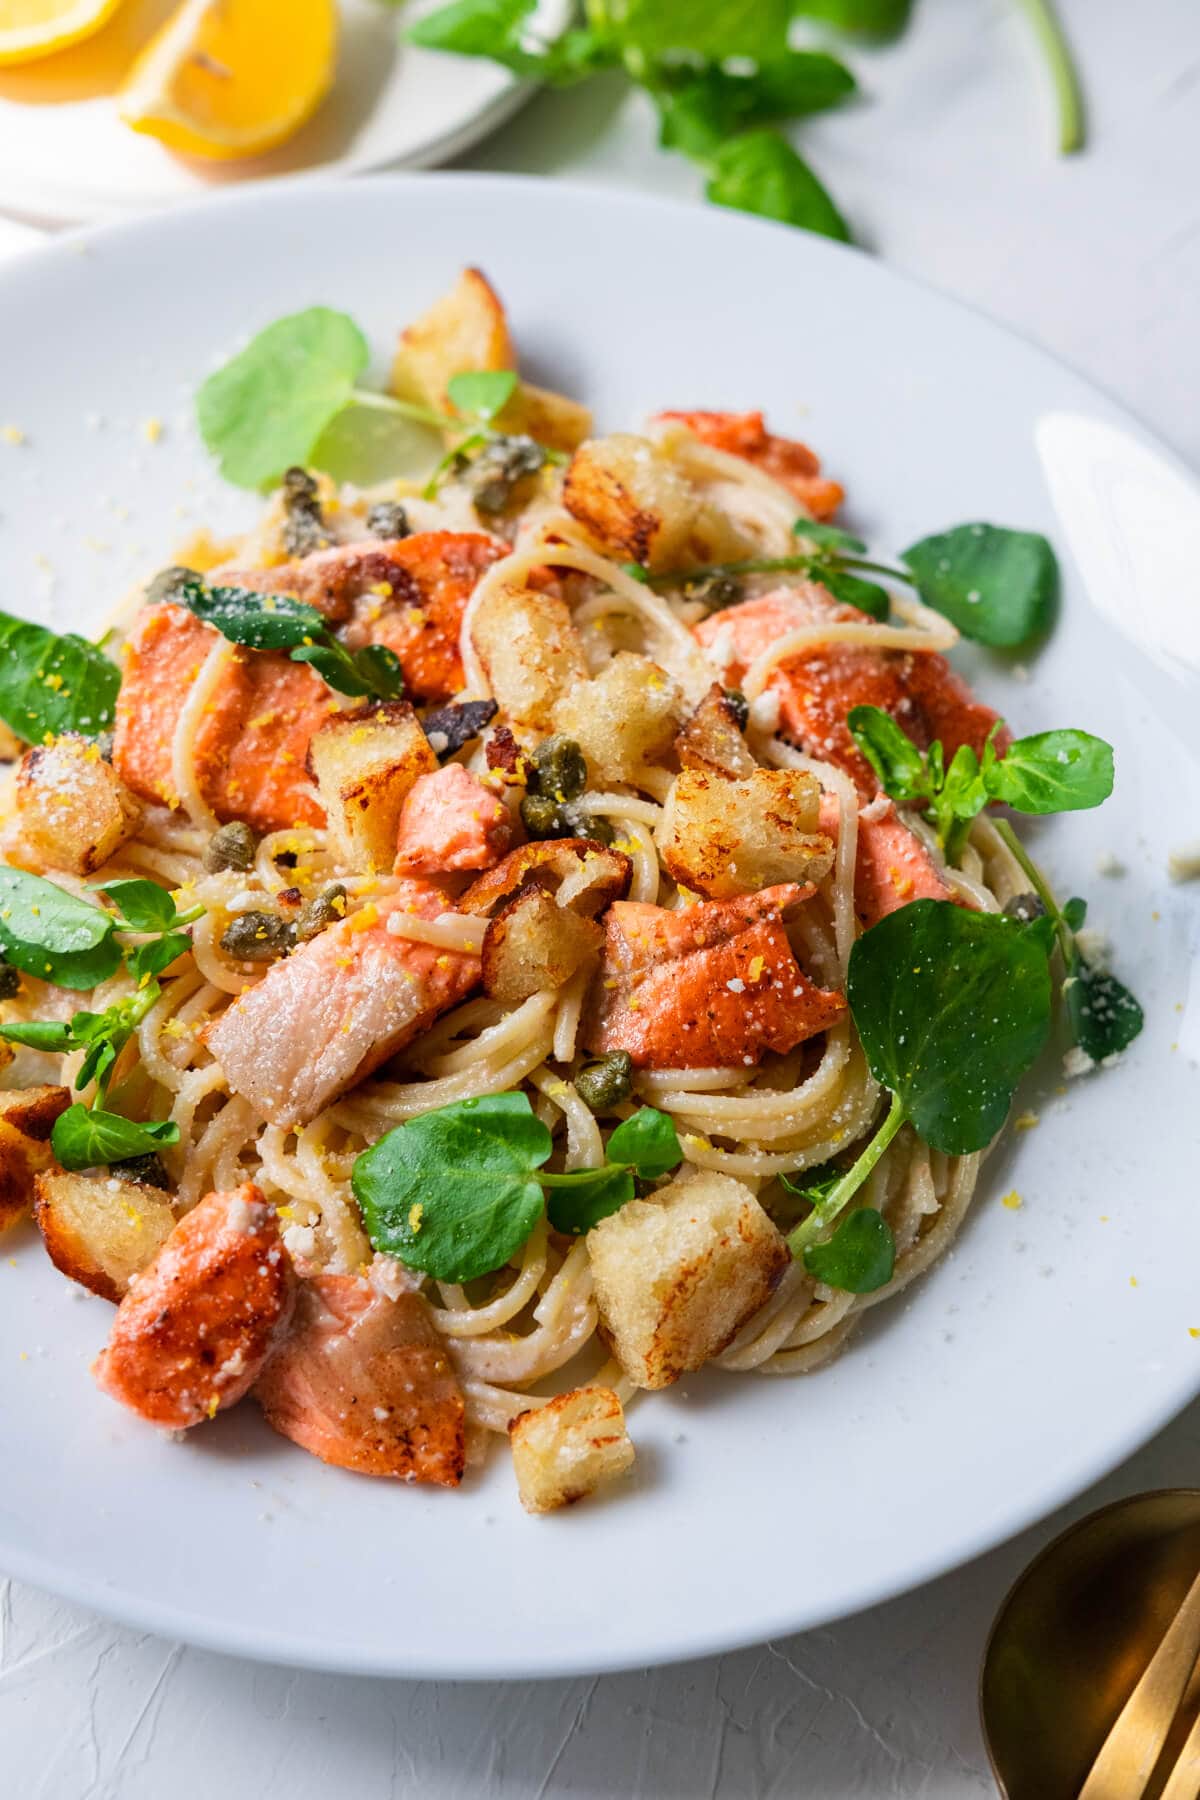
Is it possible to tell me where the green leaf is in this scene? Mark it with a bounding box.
[0,1019,73,1051]
[791,0,913,37]
[985,729,1114,815]
[0,613,120,746]
[407,0,538,62]
[351,644,406,700]
[1066,960,1144,1063]
[289,642,376,698]
[1061,895,1087,932]
[902,524,1059,648]
[847,900,1052,1154]
[179,578,326,650]
[818,565,889,620]
[546,1165,636,1235]
[605,1107,683,1179]
[803,1208,895,1292]
[706,131,851,242]
[793,520,867,554]
[0,867,121,991]
[127,933,191,985]
[780,1160,842,1201]
[446,369,518,423]
[656,52,857,161]
[934,743,987,853]
[94,878,178,934]
[52,1105,180,1173]
[603,0,791,61]
[847,704,929,802]
[353,1091,552,1282]
[196,308,370,490]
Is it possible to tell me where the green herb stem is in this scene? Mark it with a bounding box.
[787,1089,905,1259]
[1014,0,1085,154]
[992,816,1072,961]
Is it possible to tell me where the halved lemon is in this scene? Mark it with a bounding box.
[119,0,337,161]
[0,0,123,66]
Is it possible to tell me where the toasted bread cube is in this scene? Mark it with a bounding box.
[553,653,683,788]
[471,585,588,732]
[15,735,143,876]
[509,1385,635,1513]
[656,767,834,900]
[307,700,437,871]
[0,1085,70,1235]
[482,883,603,1004]
[587,1169,789,1389]
[563,434,704,570]
[34,1171,177,1302]
[390,267,514,414]
[497,381,593,454]
[462,839,632,918]
[676,684,757,779]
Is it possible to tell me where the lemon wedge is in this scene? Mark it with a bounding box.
[119,0,337,161]
[0,0,123,66]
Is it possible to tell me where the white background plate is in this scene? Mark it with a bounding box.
[0,0,567,224]
[0,174,1197,1680]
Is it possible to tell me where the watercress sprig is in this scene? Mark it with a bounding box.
[848,705,1114,862]
[352,1092,683,1281]
[0,611,120,748]
[168,572,405,703]
[787,899,1053,1269]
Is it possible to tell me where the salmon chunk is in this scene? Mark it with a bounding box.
[112,603,340,832]
[819,793,958,928]
[656,410,844,519]
[696,588,1007,797]
[256,1274,465,1486]
[206,882,480,1128]
[585,885,845,1069]
[393,763,514,875]
[214,539,421,624]
[93,1184,294,1430]
[342,530,509,703]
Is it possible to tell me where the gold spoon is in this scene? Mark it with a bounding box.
[981,1490,1200,1800]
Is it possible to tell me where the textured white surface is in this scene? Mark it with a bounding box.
[2,0,1199,1790]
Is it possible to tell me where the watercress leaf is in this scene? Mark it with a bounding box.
[780,1160,842,1201]
[706,131,851,242]
[620,562,650,584]
[985,730,1114,815]
[352,1092,552,1282]
[52,1105,180,1172]
[77,1037,117,1093]
[793,520,867,554]
[446,369,518,423]
[847,900,1052,1155]
[128,933,191,985]
[819,565,890,620]
[289,643,372,698]
[1062,896,1087,932]
[180,579,327,650]
[791,0,913,37]
[94,877,178,933]
[0,1019,74,1051]
[939,743,986,820]
[604,1107,683,1179]
[0,867,121,991]
[656,53,857,161]
[902,523,1058,647]
[351,644,406,700]
[196,308,370,490]
[605,0,791,61]
[0,612,120,745]
[1066,960,1144,1062]
[407,0,540,70]
[546,1165,636,1235]
[847,705,928,802]
[803,1208,895,1293]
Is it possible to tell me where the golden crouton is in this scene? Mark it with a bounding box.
[461,839,631,918]
[655,767,834,900]
[587,1169,789,1389]
[0,1084,71,1235]
[391,267,515,414]
[481,882,603,1005]
[470,584,588,732]
[16,736,143,876]
[34,1170,177,1303]
[675,684,757,779]
[306,701,437,871]
[509,1386,635,1514]
[553,653,684,788]
[497,382,593,454]
[562,434,702,570]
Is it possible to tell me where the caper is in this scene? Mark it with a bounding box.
[468,435,547,516]
[281,466,329,558]
[1004,892,1047,923]
[0,960,21,1000]
[575,1052,634,1113]
[219,910,296,962]
[111,1152,172,1192]
[203,820,257,874]
[145,564,199,606]
[688,573,743,613]
[520,793,560,838]
[295,883,346,942]
[723,688,750,730]
[557,801,614,846]
[366,501,411,541]
[527,735,587,803]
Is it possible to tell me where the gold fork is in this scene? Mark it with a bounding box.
[1078,1567,1200,1800]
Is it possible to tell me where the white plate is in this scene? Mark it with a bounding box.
[0,0,566,224]
[0,174,1197,1680]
